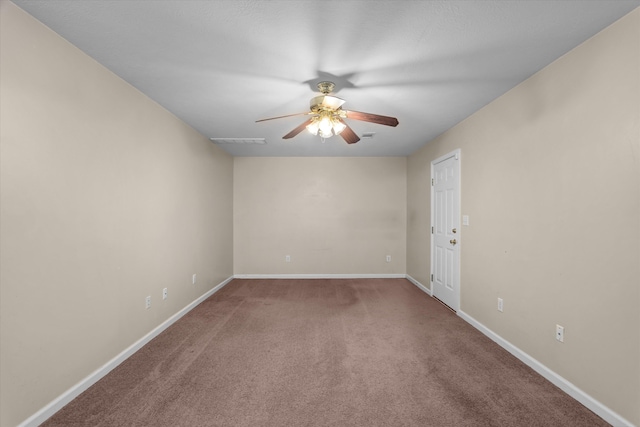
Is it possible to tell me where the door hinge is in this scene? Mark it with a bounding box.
[431,178,434,186]
[431,226,434,234]
[431,274,434,282]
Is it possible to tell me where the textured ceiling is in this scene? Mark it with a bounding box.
[12,0,640,157]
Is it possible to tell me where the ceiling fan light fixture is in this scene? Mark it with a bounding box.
[332,118,346,135]
[318,128,333,139]
[318,114,333,136]
[306,118,320,135]
[306,112,346,138]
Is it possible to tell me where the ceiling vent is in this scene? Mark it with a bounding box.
[210,138,266,144]
[361,132,376,139]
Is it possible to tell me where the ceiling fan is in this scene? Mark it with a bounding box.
[256,81,399,144]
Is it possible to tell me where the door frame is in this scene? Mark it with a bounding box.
[430,149,461,311]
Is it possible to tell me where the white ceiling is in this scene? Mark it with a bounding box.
[12,0,640,157]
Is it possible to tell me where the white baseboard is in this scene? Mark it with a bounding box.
[405,275,432,296]
[457,310,634,427]
[18,276,234,427]
[25,276,630,427]
[233,273,407,279]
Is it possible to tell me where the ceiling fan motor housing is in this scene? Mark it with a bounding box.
[310,95,346,113]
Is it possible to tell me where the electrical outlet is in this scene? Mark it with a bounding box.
[556,324,564,342]
[285,255,291,262]
[497,297,503,312]
[162,288,168,300]
[145,296,151,309]
[192,274,196,285]
[386,255,391,262]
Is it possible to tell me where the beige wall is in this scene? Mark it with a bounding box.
[234,157,406,275]
[408,9,640,425]
[0,2,234,426]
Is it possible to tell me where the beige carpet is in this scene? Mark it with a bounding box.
[42,278,609,426]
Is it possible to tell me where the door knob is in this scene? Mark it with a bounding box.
[450,239,457,245]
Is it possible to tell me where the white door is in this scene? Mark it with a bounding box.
[431,151,460,311]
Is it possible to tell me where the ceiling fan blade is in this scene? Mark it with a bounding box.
[283,118,314,139]
[344,110,399,127]
[338,120,360,144]
[256,112,310,123]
